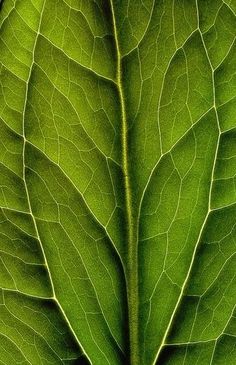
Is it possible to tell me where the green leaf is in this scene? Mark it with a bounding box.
[0,0,236,364]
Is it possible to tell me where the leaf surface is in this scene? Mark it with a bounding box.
[0,1,236,364]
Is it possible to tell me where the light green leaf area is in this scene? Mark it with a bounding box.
[0,0,236,364]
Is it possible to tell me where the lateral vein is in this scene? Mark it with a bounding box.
[21,1,91,363]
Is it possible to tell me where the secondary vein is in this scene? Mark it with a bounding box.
[153,2,221,362]
[21,1,91,363]
[109,2,139,364]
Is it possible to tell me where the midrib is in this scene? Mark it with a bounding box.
[109,2,140,365]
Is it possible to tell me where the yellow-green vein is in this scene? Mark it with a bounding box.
[109,2,139,364]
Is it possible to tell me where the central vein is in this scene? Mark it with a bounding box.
[109,2,139,364]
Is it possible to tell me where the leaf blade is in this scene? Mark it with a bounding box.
[1,1,236,364]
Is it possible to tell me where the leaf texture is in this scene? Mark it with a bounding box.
[0,1,236,364]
